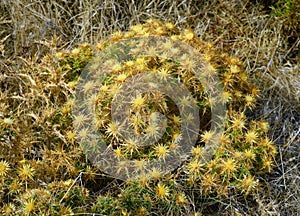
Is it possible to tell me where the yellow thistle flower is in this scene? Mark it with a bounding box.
[66,131,76,142]
[262,157,274,172]
[244,149,256,161]
[96,41,105,50]
[230,65,240,73]
[122,139,138,156]
[17,164,35,181]
[116,73,127,82]
[114,147,123,158]
[130,24,144,33]
[233,151,244,161]
[200,130,214,143]
[54,51,64,59]
[259,137,273,148]
[61,106,70,115]
[71,48,80,56]
[186,113,195,123]
[0,160,10,176]
[131,95,146,110]
[125,60,134,67]
[83,81,96,93]
[229,57,241,65]
[201,173,218,194]
[137,173,151,187]
[149,167,163,180]
[244,94,256,108]
[155,27,165,35]
[61,179,73,187]
[172,115,181,126]
[2,203,16,215]
[130,114,144,132]
[145,123,160,139]
[251,86,260,97]
[220,133,231,147]
[9,179,22,194]
[136,207,148,216]
[186,160,202,174]
[73,114,88,128]
[179,54,196,71]
[221,158,237,176]
[191,146,203,157]
[68,80,77,89]
[155,183,170,199]
[100,84,109,92]
[106,121,121,138]
[77,128,89,140]
[158,68,170,80]
[245,130,258,144]
[234,90,243,98]
[154,144,169,158]
[258,121,270,133]
[183,29,194,40]
[222,72,234,86]
[136,57,146,65]
[165,22,174,29]
[112,64,122,72]
[230,113,246,130]
[161,41,173,52]
[240,175,259,194]
[111,31,123,41]
[79,43,90,49]
[222,91,232,102]
[175,192,188,205]
[179,96,192,107]
[239,72,248,82]
[169,141,178,151]
[207,42,214,48]
[204,52,213,61]
[170,35,179,40]
[23,199,35,214]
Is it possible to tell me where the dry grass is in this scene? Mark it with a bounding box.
[0,0,299,215]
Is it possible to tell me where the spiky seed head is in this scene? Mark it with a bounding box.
[149,167,163,180]
[175,192,188,205]
[154,144,169,158]
[191,146,203,157]
[106,121,121,138]
[0,160,10,176]
[201,130,214,143]
[221,158,237,175]
[244,149,256,160]
[116,74,127,82]
[131,95,146,110]
[240,175,259,194]
[23,199,35,214]
[18,164,35,181]
[245,130,258,144]
[244,94,256,108]
[165,22,174,29]
[155,183,170,199]
[183,29,194,40]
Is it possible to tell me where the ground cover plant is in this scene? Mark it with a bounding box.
[0,0,299,215]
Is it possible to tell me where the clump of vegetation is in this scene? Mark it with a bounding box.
[0,19,278,215]
[270,0,300,32]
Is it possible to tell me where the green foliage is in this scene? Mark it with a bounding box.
[270,0,300,31]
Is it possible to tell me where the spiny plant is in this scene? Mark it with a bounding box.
[74,19,276,213]
[0,20,278,215]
